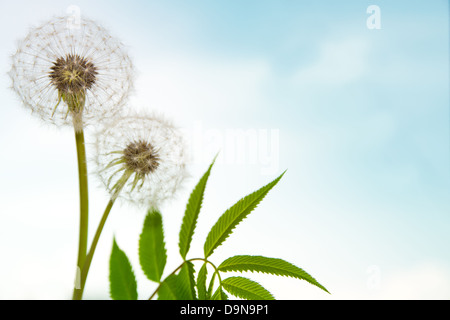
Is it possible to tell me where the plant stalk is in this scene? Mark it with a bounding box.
[72,129,89,299]
[73,170,132,300]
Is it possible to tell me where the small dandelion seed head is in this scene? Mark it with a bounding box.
[9,15,134,130]
[123,139,160,176]
[93,111,188,209]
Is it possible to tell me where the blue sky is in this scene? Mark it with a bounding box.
[0,0,448,299]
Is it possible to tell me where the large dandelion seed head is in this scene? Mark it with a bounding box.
[9,15,134,130]
[93,112,188,209]
[49,54,98,94]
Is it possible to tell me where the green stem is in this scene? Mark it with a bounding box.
[73,170,132,300]
[72,129,89,299]
[73,199,114,300]
[189,258,222,283]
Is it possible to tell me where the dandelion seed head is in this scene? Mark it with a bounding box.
[93,112,188,209]
[123,140,160,176]
[49,54,98,94]
[9,15,134,130]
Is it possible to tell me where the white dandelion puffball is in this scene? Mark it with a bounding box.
[9,15,134,130]
[94,112,188,209]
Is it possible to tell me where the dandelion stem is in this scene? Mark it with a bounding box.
[73,200,114,300]
[73,170,132,300]
[72,129,89,300]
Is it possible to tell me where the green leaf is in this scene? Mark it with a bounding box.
[211,286,228,300]
[109,238,138,300]
[196,262,208,300]
[179,156,216,259]
[204,171,285,258]
[139,209,167,282]
[206,271,216,300]
[221,277,274,300]
[157,262,197,300]
[220,288,229,300]
[157,274,178,300]
[176,261,197,300]
[218,255,329,294]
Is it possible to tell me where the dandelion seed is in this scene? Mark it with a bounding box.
[93,112,189,209]
[9,15,134,131]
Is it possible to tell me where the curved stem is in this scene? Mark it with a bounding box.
[72,129,89,299]
[73,170,132,300]
[189,258,222,283]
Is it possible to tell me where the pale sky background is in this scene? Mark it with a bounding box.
[0,0,449,300]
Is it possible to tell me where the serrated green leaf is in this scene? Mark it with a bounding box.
[220,288,229,300]
[221,276,274,300]
[157,274,178,300]
[218,255,329,294]
[204,171,285,258]
[206,271,216,300]
[139,209,167,282]
[197,262,208,300]
[176,261,197,300]
[109,238,138,300]
[211,286,228,300]
[157,262,197,300]
[179,156,216,259]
